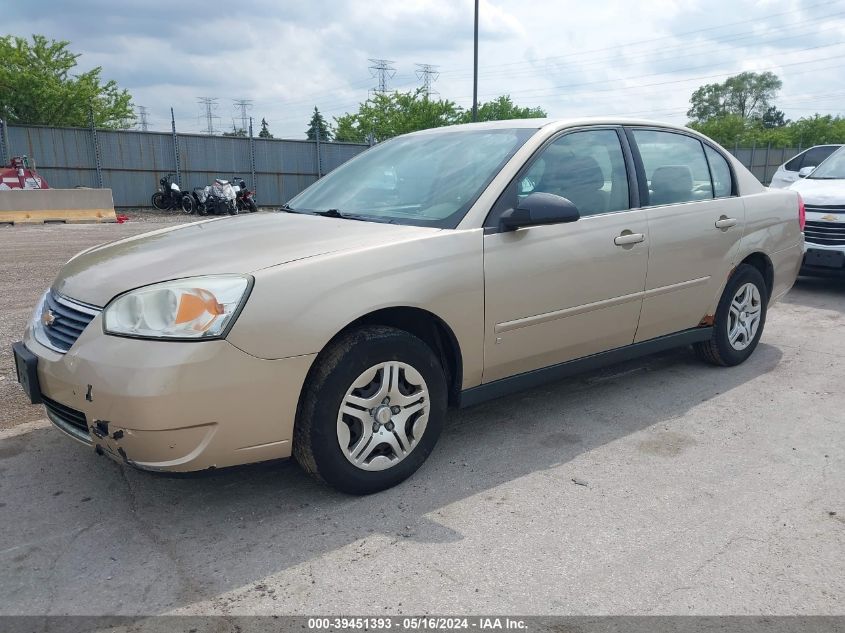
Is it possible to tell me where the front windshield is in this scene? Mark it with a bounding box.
[809,146,845,180]
[287,128,535,228]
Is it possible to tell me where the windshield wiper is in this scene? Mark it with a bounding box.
[313,208,369,221]
[280,203,305,213]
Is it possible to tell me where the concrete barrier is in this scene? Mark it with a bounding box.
[0,189,117,224]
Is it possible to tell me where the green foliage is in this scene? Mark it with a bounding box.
[687,71,782,123]
[334,89,462,143]
[258,118,273,138]
[689,114,845,148]
[0,34,134,128]
[459,95,546,123]
[223,127,247,137]
[306,106,332,141]
[333,91,546,143]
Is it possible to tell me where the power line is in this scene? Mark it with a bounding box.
[415,64,440,98]
[368,58,396,95]
[233,99,253,132]
[197,97,220,135]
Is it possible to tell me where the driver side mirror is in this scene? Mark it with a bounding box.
[500,192,580,231]
[798,166,816,178]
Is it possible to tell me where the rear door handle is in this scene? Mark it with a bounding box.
[614,232,645,246]
[715,216,738,229]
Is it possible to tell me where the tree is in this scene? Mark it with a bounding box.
[334,89,462,143]
[761,106,788,129]
[0,34,134,128]
[306,106,332,141]
[222,124,247,137]
[258,118,274,138]
[687,71,782,123]
[459,95,546,123]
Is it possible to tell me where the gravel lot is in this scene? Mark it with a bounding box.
[0,218,842,616]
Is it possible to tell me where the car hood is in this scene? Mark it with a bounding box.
[789,177,845,205]
[53,213,437,306]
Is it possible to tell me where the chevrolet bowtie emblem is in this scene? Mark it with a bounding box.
[41,309,56,327]
[821,214,837,222]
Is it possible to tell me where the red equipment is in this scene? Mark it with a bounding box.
[0,156,49,190]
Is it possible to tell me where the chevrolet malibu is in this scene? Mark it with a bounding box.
[14,119,804,494]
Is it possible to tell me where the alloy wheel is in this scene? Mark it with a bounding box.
[727,282,762,351]
[336,361,429,471]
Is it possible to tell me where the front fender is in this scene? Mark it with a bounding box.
[227,229,485,388]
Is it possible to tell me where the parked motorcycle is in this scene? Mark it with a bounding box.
[151,174,193,213]
[232,176,258,213]
[202,179,238,216]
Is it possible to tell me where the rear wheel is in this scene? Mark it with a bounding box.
[294,326,447,494]
[181,194,194,214]
[694,263,768,366]
[151,192,165,210]
[246,199,258,212]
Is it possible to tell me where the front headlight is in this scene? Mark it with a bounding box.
[103,275,252,340]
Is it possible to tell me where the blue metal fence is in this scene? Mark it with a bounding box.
[4,124,368,207]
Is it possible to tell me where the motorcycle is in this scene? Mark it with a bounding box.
[232,176,258,213]
[151,174,193,213]
[202,179,238,216]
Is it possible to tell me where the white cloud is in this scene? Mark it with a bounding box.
[4,0,845,136]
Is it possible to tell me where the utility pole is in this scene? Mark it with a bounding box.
[233,99,253,133]
[171,107,181,187]
[415,64,440,98]
[136,105,150,131]
[472,0,479,122]
[197,97,220,135]
[368,58,396,95]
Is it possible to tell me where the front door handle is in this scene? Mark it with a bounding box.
[614,232,645,246]
[715,216,738,230]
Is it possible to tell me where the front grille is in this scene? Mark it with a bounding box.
[806,205,845,214]
[804,220,845,246]
[43,396,91,444]
[41,292,99,352]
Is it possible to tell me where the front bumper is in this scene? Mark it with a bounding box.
[800,240,845,278]
[20,315,315,472]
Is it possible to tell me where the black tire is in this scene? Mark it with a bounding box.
[181,194,194,214]
[294,326,447,495]
[694,263,768,367]
[151,192,165,210]
[247,199,258,213]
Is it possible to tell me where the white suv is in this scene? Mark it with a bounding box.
[770,145,842,189]
[789,146,845,276]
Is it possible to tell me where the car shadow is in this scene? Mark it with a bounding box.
[0,343,782,615]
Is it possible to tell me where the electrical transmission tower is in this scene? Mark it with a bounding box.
[233,99,253,133]
[136,105,150,131]
[368,58,396,95]
[415,64,440,98]
[197,97,221,135]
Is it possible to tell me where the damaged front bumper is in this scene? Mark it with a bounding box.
[18,315,315,472]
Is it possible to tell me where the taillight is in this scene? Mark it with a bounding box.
[797,193,806,231]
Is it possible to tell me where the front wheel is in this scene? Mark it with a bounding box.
[294,326,447,494]
[694,263,768,366]
[151,192,165,210]
[246,199,258,212]
[181,194,195,214]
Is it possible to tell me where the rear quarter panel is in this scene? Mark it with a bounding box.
[735,175,803,304]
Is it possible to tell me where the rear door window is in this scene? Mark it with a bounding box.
[704,146,734,198]
[631,130,713,205]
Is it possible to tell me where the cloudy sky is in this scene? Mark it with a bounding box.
[5,0,845,138]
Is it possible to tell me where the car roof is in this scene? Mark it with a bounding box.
[409,117,699,135]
